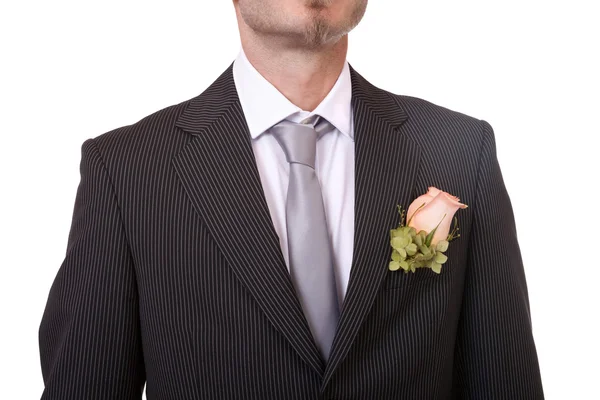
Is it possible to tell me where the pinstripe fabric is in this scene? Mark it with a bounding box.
[39,62,544,399]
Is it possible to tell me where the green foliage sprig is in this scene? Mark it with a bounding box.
[388,204,460,274]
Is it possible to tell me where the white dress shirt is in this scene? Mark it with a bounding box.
[232,47,355,305]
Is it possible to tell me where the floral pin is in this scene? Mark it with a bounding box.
[389,187,468,274]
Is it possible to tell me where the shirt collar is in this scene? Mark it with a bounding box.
[232,46,353,141]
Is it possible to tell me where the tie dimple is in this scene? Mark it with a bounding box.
[269,115,331,169]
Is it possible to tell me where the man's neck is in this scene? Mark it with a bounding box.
[239,34,348,112]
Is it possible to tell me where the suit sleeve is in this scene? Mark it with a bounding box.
[39,138,145,399]
[451,121,544,399]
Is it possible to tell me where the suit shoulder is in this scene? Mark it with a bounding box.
[86,97,193,155]
[386,93,489,146]
[395,94,485,129]
[382,94,492,204]
[78,96,197,179]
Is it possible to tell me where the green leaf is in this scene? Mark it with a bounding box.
[425,214,447,247]
[436,240,449,252]
[431,262,442,274]
[407,227,417,237]
[435,252,448,264]
[389,261,401,271]
[405,243,418,256]
[391,250,401,262]
[400,260,409,271]
[391,235,410,249]
[424,227,437,247]
[398,248,407,259]
[419,245,431,256]
[414,233,423,247]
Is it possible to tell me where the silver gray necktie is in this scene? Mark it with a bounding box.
[269,115,340,362]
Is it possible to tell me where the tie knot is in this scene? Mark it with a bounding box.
[269,116,331,169]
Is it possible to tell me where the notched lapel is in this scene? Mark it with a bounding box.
[320,65,422,391]
[169,62,422,388]
[170,65,325,377]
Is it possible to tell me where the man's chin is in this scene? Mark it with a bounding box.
[302,31,343,49]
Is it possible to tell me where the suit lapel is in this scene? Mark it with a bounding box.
[170,62,421,386]
[320,65,420,390]
[171,64,325,376]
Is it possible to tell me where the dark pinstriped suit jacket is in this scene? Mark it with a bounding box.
[39,62,544,399]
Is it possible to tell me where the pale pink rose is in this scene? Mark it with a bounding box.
[406,186,468,245]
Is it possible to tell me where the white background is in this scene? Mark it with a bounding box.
[1,1,599,398]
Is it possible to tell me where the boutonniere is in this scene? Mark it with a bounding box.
[389,186,468,274]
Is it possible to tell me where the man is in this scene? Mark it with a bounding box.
[39,0,544,399]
